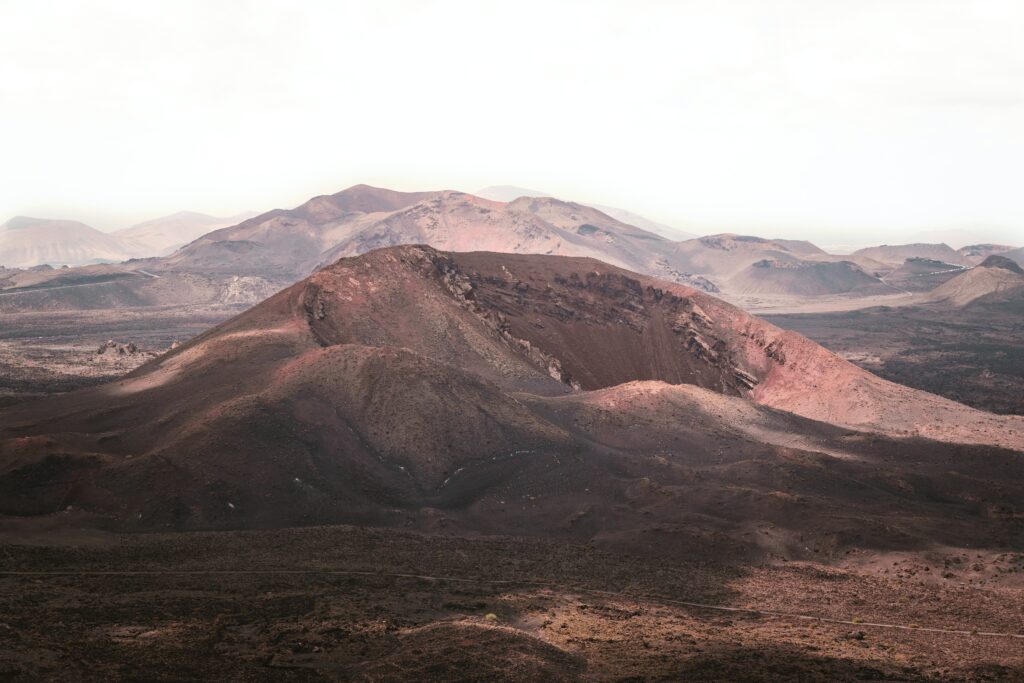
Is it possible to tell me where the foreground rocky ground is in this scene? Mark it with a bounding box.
[1,525,1021,681]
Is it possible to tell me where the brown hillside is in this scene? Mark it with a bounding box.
[1,247,1021,554]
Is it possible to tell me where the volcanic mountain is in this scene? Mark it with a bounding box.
[311,192,718,291]
[113,210,257,257]
[879,257,967,293]
[850,242,969,268]
[158,185,439,279]
[922,254,1024,306]
[726,258,891,296]
[957,243,1016,265]
[165,185,725,294]
[668,234,827,280]
[0,186,441,309]
[663,234,897,297]
[1,185,894,312]
[2,247,1021,556]
[476,185,699,240]
[1,185,711,308]
[1003,245,1024,267]
[0,217,132,268]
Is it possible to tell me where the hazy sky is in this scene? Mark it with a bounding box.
[2,0,1023,247]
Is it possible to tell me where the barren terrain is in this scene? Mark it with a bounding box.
[766,291,1024,415]
[1,526,1022,681]
[0,305,242,406]
[2,247,1022,681]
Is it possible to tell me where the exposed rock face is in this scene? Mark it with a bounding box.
[96,340,141,356]
[91,340,159,372]
[220,275,279,305]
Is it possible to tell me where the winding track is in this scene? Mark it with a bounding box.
[877,264,969,296]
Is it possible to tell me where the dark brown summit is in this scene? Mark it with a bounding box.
[979,253,1024,274]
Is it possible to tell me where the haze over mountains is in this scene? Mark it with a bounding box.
[0,217,132,269]
[1005,245,1024,266]
[8,184,1019,317]
[765,254,1024,417]
[113,210,257,257]
[0,211,254,268]
[476,185,699,241]
[921,254,1024,306]
[848,243,970,269]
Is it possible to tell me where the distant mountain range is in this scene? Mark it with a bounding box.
[0,217,131,269]
[136,185,978,302]
[2,185,1021,313]
[113,210,257,257]
[475,185,699,240]
[0,211,254,268]
[921,254,1024,306]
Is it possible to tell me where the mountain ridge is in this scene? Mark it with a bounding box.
[475,185,699,240]
[0,216,131,268]
[2,244,1022,576]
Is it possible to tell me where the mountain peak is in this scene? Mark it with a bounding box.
[980,253,1024,274]
[475,185,551,202]
[2,216,97,232]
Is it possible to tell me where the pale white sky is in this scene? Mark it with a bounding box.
[2,0,1023,246]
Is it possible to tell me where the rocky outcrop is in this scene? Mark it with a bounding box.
[96,340,141,356]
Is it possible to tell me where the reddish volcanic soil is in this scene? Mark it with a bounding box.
[1,246,1021,546]
[1,526,1022,681]
[2,246,1023,680]
[766,280,1024,415]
